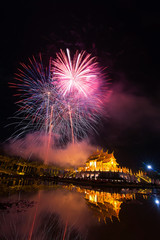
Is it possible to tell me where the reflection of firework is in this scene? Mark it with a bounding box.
[0,189,88,240]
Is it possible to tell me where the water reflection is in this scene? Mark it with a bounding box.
[0,179,159,240]
[63,185,151,223]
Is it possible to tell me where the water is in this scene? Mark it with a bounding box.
[0,179,160,240]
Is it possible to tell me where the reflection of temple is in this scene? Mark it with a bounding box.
[64,185,150,223]
[84,189,136,222]
[85,191,123,222]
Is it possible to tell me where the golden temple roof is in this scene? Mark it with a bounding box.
[87,149,115,162]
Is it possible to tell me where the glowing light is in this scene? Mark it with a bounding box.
[52,48,101,97]
[147,165,152,170]
[86,149,119,172]
[9,50,109,149]
[155,199,160,205]
[9,55,57,139]
[51,49,109,143]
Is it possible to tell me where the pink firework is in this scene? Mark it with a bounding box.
[52,49,101,97]
[52,49,110,143]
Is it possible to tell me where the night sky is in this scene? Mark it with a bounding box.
[0,0,160,170]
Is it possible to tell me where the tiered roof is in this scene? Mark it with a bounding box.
[86,149,117,165]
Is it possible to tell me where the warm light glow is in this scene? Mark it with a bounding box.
[63,185,149,223]
[86,149,119,172]
[18,172,25,175]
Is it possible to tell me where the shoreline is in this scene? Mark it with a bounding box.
[58,177,160,189]
[0,173,160,190]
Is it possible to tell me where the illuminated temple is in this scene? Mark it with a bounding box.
[75,149,153,183]
[86,149,118,171]
[85,149,124,172]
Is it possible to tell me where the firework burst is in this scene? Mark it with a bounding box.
[9,55,58,138]
[52,49,108,143]
[8,49,109,151]
[52,49,101,98]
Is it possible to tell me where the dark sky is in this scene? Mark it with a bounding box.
[0,0,160,170]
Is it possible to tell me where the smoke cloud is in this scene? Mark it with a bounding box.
[102,79,160,146]
[5,134,97,167]
[108,82,160,130]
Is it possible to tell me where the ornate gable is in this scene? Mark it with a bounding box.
[86,149,118,172]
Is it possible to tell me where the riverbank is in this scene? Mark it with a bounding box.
[1,173,160,190]
[58,177,160,189]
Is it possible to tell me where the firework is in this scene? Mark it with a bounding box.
[9,50,109,151]
[8,55,60,163]
[54,96,102,144]
[52,49,101,98]
[9,55,58,138]
[52,49,107,143]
